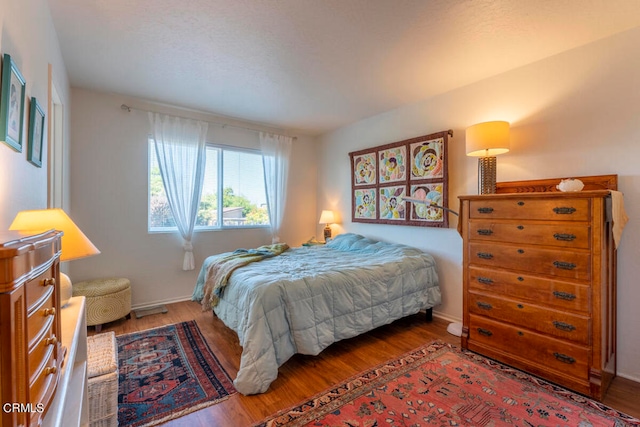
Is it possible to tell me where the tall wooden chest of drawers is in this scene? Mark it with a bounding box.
[0,230,63,426]
[459,182,617,401]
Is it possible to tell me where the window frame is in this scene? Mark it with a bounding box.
[148,140,271,233]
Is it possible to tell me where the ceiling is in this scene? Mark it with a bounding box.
[46,0,640,135]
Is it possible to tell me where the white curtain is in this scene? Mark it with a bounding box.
[149,113,208,270]
[260,132,292,243]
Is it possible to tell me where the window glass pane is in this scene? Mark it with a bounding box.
[149,142,176,229]
[197,147,219,227]
[222,150,270,226]
[148,140,270,231]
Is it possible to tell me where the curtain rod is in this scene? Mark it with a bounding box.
[120,104,297,140]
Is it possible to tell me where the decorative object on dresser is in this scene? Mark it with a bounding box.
[458,174,623,401]
[0,230,63,426]
[349,129,452,228]
[465,121,510,194]
[318,209,336,240]
[10,208,100,307]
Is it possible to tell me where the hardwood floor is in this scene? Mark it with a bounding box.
[95,300,640,426]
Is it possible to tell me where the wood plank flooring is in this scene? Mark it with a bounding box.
[94,301,640,426]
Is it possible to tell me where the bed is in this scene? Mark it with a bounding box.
[192,233,441,395]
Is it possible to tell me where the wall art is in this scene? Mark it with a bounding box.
[349,129,451,228]
[0,54,26,152]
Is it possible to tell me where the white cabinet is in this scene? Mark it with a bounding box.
[43,296,88,427]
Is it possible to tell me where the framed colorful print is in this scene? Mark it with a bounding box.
[379,186,406,221]
[409,183,445,223]
[350,129,451,227]
[410,137,444,180]
[28,97,45,167]
[352,152,376,186]
[354,188,376,219]
[0,54,26,152]
[379,146,406,183]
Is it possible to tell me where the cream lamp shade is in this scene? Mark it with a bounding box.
[465,121,510,194]
[465,121,510,157]
[319,210,336,240]
[10,208,100,306]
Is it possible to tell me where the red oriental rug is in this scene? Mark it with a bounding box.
[117,321,236,427]
[257,341,639,427]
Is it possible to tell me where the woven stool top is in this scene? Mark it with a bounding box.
[73,277,130,297]
[87,331,118,378]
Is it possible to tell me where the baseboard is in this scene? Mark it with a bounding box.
[431,310,462,325]
[131,295,193,311]
[617,371,640,384]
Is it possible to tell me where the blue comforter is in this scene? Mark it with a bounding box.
[192,233,440,394]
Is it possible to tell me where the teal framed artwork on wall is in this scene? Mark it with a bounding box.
[0,54,26,152]
[28,97,45,167]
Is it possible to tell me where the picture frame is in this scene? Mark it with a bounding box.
[349,129,452,228]
[28,97,45,167]
[0,54,26,152]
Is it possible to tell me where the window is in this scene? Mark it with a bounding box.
[149,140,270,232]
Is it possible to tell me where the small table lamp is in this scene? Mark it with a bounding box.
[465,121,510,194]
[10,208,100,306]
[319,210,336,241]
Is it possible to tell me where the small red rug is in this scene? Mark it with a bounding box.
[117,321,236,427]
[257,341,639,427]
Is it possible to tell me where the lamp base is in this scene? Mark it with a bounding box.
[478,157,497,194]
[323,225,332,241]
[60,272,73,307]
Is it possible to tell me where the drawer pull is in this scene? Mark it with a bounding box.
[517,304,524,309]
[517,276,524,282]
[42,277,56,287]
[517,249,525,254]
[553,261,576,270]
[517,225,524,230]
[553,321,576,332]
[553,291,577,301]
[477,277,494,285]
[476,302,493,310]
[553,207,577,215]
[477,229,493,236]
[553,353,576,364]
[554,233,576,242]
[477,328,493,337]
[44,366,57,375]
[45,336,58,346]
[477,252,493,260]
[517,201,525,206]
[43,308,56,317]
[477,207,494,214]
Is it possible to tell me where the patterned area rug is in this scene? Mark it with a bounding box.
[117,321,236,427]
[257,341,639,427]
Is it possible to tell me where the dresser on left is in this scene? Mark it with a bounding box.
[0,230,63,427]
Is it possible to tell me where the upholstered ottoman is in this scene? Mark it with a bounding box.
[73,278,131,332]
[87,331,118,427]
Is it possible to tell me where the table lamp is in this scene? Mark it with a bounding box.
[10,208,100,306]
[465,121,510,194]
[319,210,335,241]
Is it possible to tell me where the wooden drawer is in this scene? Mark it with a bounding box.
[26,267,56,312]
[27,286,56,349]
[468,220,590,249]
[468,266,590,312]
[29,346,57,425]
[28,328,57,384]
[468,292,590,344]
[468,314,589,381]
[469,242,590,281]
[469,198,590,221]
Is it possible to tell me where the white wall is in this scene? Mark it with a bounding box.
[69,89,317,308]
[318,27,640,382]
[0,0,70,227]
